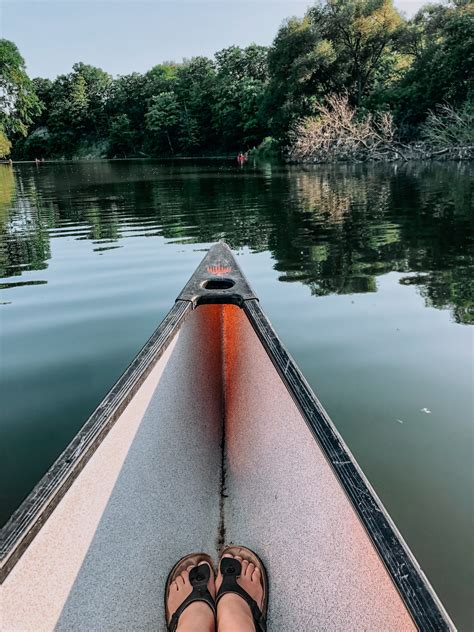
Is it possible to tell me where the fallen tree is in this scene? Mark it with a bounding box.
[287,95,473,163]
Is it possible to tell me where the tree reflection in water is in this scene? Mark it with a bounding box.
[0,160,472,323]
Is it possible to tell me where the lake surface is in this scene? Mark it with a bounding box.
[0,160,472,628]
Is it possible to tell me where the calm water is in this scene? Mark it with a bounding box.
[0,160,472,628]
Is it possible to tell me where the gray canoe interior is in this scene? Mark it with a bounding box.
[3,304,415,631]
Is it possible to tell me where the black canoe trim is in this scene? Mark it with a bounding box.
[243,298,454,632]
[0,300,192,582]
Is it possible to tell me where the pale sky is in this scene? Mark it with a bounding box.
[1,0,434,80]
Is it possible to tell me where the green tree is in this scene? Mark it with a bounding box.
[47,74,88,155]
[0,128,12,157]
[308,0,403,106]
[265,16,339,141]
[145,92,180,153]
[108,72,148,149]
[212,45,269,149]
[265,0,404,142]
[177,108,200,153]
[30,78,53,127]
[0,39,41,138]
[239,77,268,146]
[108,114,135,157]
[391,1,474,133]
[144,63,179,97]
[22,127,51,158]
[175,57,217,150]
[70,63,112,136]
[108,64,179,154]
[37,63,112,157]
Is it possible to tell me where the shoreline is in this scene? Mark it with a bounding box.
[0,155,236,165]
[2,148,473,166]
[286,145,473,165]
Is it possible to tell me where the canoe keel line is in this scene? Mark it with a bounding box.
[1,242,454,631]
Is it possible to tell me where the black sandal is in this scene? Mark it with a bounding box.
[165,553,216,632]
[216,546,268,632]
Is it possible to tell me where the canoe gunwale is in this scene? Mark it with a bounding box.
[0,300,192,582]
[243,298,454,632]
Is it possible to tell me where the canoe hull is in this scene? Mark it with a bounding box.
[1,243,454,631]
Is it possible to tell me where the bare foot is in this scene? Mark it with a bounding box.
[167,562,216,632]
[216,552,264,632]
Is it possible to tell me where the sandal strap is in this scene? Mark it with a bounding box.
[216,558,267,632]
[168,563,216,632]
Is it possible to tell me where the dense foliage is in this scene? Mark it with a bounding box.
[0,40,40,157]
[1,0,472,159]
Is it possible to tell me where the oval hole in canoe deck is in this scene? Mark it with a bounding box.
[202,278,235,290]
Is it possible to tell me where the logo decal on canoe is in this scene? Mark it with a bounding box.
[207,265,231,276]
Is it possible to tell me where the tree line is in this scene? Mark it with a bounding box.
[1,0,472,160]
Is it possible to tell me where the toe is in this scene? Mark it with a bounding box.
[246,562,255,577]
[252,566,261,582]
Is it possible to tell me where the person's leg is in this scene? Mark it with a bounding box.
[216,554,264,632]
[167,563,216,632]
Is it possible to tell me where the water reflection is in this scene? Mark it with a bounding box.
[0,165,51,279]
[0,161,472,323]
